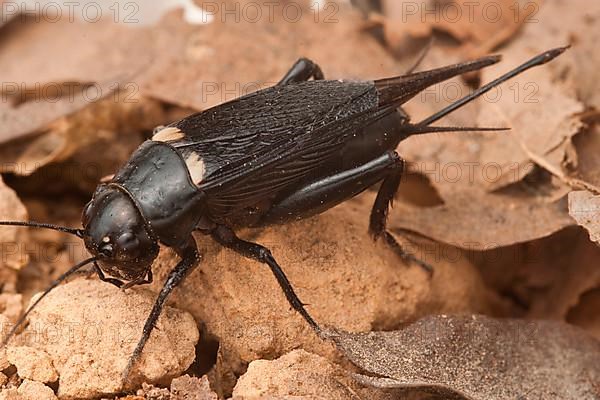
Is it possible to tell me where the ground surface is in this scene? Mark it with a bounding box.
[0,0,599,399]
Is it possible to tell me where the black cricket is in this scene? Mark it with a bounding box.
[0,46,566,380]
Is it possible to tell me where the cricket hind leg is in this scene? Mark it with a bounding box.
[277,58,324,85]
[210,225,320,331]
[259,151,433,273]
[261,152,402,225]
[368,154,433,274]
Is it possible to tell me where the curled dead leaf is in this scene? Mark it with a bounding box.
[380,0,536,61]
[0,2,405,181]
[0,78,125,146]
[142,3,404,111]
[330,314,600,400]
[388,0,589,249]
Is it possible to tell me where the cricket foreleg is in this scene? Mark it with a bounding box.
[94,262,153,289]
[94,262,126,288]
[121,238,200,383]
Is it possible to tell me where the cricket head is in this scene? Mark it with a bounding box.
[82,184,159,281]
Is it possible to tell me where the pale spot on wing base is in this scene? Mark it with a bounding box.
[185,152,206,184]
[152,126,185,142]
[99,174,115,183]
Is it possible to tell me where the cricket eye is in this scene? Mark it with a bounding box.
[82,201,93,226]
[99,242,114,257]
[116,232,140,254]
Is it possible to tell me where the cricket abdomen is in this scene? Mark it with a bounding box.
[334,109,409,172]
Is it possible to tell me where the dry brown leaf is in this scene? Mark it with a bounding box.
[0,95,163,184]
[512,0,600,110]
[469,227,600,324]
[0,14,166,178]
[378,0,436,56]
[475,51,583,192]
[526,229,600,320]
[473,0,600,189]
[569,190,600,245]
[0,16,153,145]
[330,314,600,400]
[574,126,600,189]
[380,0,535,59]
[0,2,406,170]
[392,191,573,249]
[387,0,591,249]
[435,0,537,57]
[0,81,98,145]
[389,52,574,248]
[141,3,404,111]
[0,17,151,90]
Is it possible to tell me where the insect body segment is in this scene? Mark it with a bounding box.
[0,46,568,385]
[111,141,206,247]
[82,184,158,281]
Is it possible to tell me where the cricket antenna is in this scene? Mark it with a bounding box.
[1,256,97,346]
[417,46,570,127]
[0,221,83,238]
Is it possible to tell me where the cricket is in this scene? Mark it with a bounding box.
[0,45,567,383]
